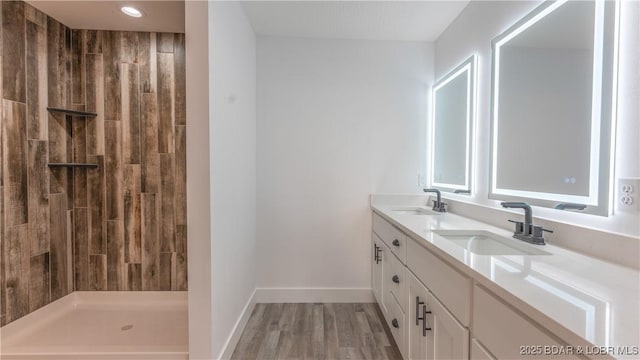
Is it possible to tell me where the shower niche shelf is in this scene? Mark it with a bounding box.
[47,107,98,117]
[46,107,100,169]
[48,163,98,169]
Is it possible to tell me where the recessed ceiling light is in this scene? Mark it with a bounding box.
[121,6,143,18]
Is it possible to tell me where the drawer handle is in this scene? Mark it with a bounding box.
[392,275,400,284]
[392,319,399,328]
[415,296,425,325]
[392,239,400,247]
[422,305,432,336]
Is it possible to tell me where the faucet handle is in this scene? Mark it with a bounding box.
[507,219,524,234]
[431,200,448,212]
[532,225,553,238]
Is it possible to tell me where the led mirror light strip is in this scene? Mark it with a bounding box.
[491,0,613,206]
[588,0,606,205]
[608,0,621,215]
[430,55,477,192]
[431,64,470,190]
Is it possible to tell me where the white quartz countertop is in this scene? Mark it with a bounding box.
[371,201,640,359]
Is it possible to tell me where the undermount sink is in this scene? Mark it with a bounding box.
[390,206,441,216]
[432,230,551,256]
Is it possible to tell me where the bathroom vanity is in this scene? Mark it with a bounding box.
[370,195,640,360]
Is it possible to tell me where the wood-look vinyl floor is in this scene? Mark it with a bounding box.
[230,303,402,360]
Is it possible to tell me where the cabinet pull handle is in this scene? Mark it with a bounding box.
[375,245,382,264]
[392,275,400,284]
[392,239,400,247]
[374,244,379,263]
[415,296,425,325]
[422,305,432,336]
[392,319,399,328]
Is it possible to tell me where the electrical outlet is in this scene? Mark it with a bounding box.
[620,195,633,205]
[621,183,634,194]
[617,178,640,213]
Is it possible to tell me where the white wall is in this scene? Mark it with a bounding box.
[256,37,433,293]
[185,1,213,358]
[187,2,257,359]
[208,2,258,358]
[434,1,640,238]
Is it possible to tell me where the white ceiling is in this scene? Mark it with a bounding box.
[241,1,470,42]
[26,1,184,33]
[25,1,468,40]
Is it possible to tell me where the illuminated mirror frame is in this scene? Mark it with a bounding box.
[489,0,620,216]
[429,55,477,194]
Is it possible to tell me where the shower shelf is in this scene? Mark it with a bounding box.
[47,107,98,117]
[48,163,99,169]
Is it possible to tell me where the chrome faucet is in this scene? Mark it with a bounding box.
[501,202,552,245]
[423,188,447,212]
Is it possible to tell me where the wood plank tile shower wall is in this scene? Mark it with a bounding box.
[0,1,187,326]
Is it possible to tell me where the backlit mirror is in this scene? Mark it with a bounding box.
[490,0,619,216]
[430,55,477,194]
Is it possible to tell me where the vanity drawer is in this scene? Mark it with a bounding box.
[473,285,579,360]
[385,249,406,313]
[385,291,407,358]
[407,238,471,326]
[372,213,406,263]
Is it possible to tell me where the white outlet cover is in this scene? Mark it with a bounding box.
[617,178,640,213]
[620,195,633,205]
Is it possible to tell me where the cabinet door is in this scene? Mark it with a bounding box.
[379,241,391,315]
[427,292,469,360]
[408,272,430,360]
[372,234,384,305]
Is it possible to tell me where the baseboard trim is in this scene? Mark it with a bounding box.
[217,288,257,360]
[254,287,374,303]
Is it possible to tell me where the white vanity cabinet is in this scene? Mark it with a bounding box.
[371,212,585,360]
[408,270,469,360]
[373,213,410,358]
[408,272,430,360]
[372,214,409,358]
[406,236,471,326]
[373,213,469,359]
[378,252,408,356]
[427,291,469,360]
[385,290,408,358]
[384,247,407,314]
[372,234,385,305]
[472,285,580,360]
[373,213,407,262]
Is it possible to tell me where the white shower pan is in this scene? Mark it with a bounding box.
[0,291,188,360]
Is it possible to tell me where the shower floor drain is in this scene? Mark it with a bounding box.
[121,324,134,331]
